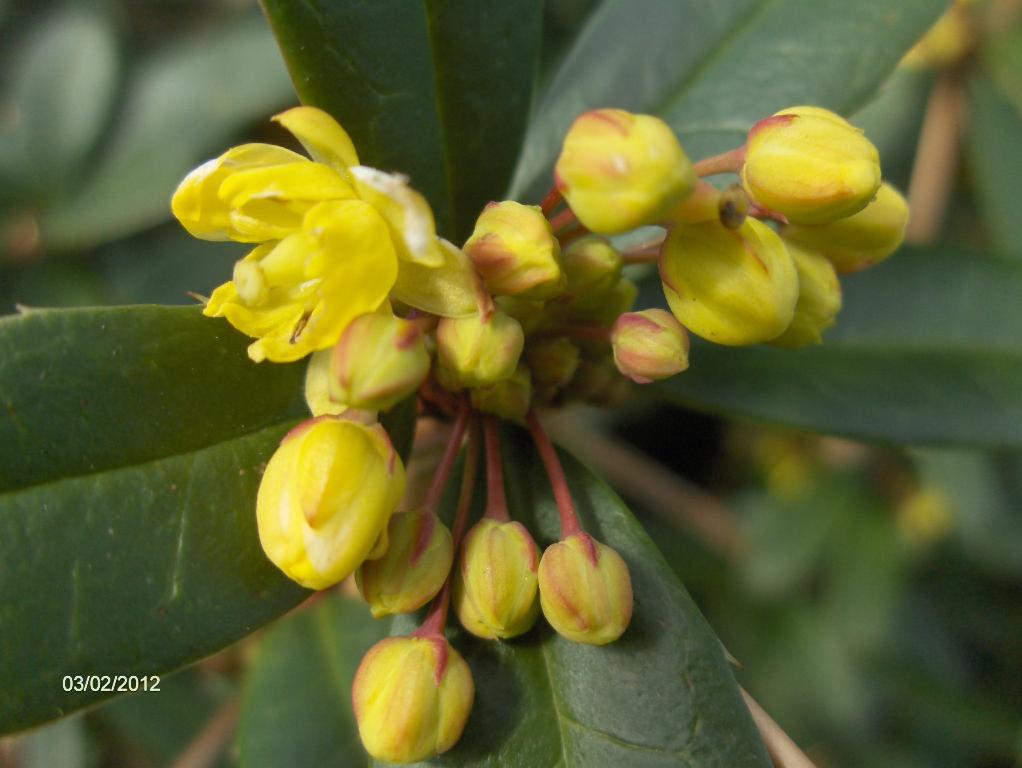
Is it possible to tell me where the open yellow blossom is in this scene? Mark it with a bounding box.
[172,106,478,362]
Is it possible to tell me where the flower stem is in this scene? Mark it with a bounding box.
[549,208,578,232]
[527,410,583,538]
[483,416,510,522]
[414,414,480,639]
[540,186,563,216]
[423,400,471,515]
[692,146,746,177]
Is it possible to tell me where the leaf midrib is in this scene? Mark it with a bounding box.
[537,642,695,765]
[651,0,778,119]
[422,0,456,237]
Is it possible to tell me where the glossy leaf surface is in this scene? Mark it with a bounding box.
[0,306,411,733]
[261,0,543,243]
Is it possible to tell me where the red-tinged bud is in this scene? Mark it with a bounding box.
[611,309,690,383]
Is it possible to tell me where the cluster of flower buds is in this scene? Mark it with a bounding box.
[172,97,907,763]
[258,401,633,764]
[553,105,907,365]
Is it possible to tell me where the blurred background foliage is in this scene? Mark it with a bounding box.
[1,0,1021,767]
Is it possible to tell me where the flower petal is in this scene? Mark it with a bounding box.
[273,106,360,171]
[350,166,444,267]
[390,238,483,318]
[172,143,311,241]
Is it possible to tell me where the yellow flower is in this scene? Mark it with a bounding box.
[353,636,474,763]
[205,200,398,362]
[741,106,881,225]
[355,508,454,618]
[783,182,909,273]
[453,519,541,639]
[555,109,696,234]
[463,201,564,299]
[769,242,843,348]
[538,533,632,645]
[659,218,798,345]
[172,106,478,363]
[255,415,405,590]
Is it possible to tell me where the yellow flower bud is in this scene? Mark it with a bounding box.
[660,218,798,345]
[304,348,347,417]
[560,236,623,311]
[256,416,405,590]
[464,201,564,299]
[611,309,690,383]
[352,636,474,764]
[783,182,908,273]
[329,312,429,411]
[355,508,454,618]
[555,109,696,234]
[437,310,524,389]
[538,533,632,645]
[453,519,541,639]
[741,106,881,225]
[470,364,533,422]
[525,337,580,390]
[770,242,843,348]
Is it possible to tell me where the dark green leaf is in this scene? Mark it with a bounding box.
[967,76,1022,259]
[236,595,386,768]
[510,0,947,200]
[374,428,770,767]
[0,306,306,492]
[38,15,295,250]
[260,0,543,242]
[656,248,1022,447]
[0,306,414,733]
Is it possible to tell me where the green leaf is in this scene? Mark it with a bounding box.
[377,428,770,767]
[0,305,412,734]
[260,0,543,243]
[0,306,306,491]
[0,6,119,201]
[236,594,386,768]
[967,75,1022,259]
[37,15,295,250]
[510,0,947,200]
[656,248,1022,447]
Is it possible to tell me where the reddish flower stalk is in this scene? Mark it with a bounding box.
[692,145,746,177]
[483,415,510,522]
[422,400,471,515]
[526,410,583,538]
[414,415,480,638]
[540,186,563,216]
[548,207,578,232]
